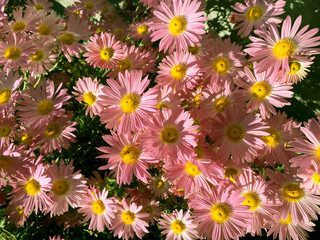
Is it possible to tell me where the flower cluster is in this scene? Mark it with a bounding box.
[1,0,320,239]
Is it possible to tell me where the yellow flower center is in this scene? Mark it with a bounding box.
[38,24,51,35]
[0,126,11,137]
[30,50,44,62]
[21,132,32,143]
[60,33,75,45]
[120,93,140,113]
[35,4,44,10]
[185,161,201,177]
[156,102,170,111]
[25,179,41,196]
[316,146,320,161]
[137,25,149,35]
[52,179,70,196]
[213,57,230,74]
[4,46,21,60]
[313,173,320,184]
[171,220,186,234]
[100,47,114,61]
[121,145,140,164]
[211,203,231,224]
[92,200,105,214]
[251,81,271,100]
[188,45,200,55]
[37,99,54,115]
[121,210,135,224]
[12,21,26,32]
[171,64,187,80]
[262,129,281,147]
[155,179,166,189]
[118,58,132,72]
[0,89,11,104]
[242,192,261,211]
[280,213,292,224]
[246,6,264,21]
[289,62,301,75]
[85,1,95,9]
[169,16,187,35]
[83,92,97,106]
[16,206,24,215]
[102,6,109,13]
[45,122,62,139]
[214,96,231,112]
[224,167,239,182]
[194,145,205,159]
[225,124,245,143]
[282,183,304,202]
[160,126,179,144]
[273,39,296,59]
[143,205,153,214]
[0,155,13,170]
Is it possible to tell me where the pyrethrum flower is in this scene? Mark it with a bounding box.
[150,0,207,53]
[78,187,115,231]
[0,70,23,110]
[281,56,314,84]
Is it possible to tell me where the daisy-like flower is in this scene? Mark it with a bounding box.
[245,15,320,74]
[0,32,35,71]
[156,85,181,111]
[0,113,18,146]
[9,164,52,215]
[148,175,170,199]
[140,199,161,225]
[17,80,70,130]
[97,130,158,186]
[235,65,293,119]
[23,36,58,76]
[299,162,320,196]
[210,104,268,163]
[46,160,87,216]
[99,70,158,134]
[26,0,53,12]
[266,168,320,225]
[267,213,315,240]
[0,70,23,110]
[150,0,207,53]
[59,16,90,62]
[80,0,105,14]
[128,18,152,43]
[290,118,320,171]
[231,0,285,37]
[111,198,149,240]
[73,77,104,117]
[281,56,314,84]
[36,12,63,37]
[198,38,246,85]
[159,209,198,240]
[156,51,200,91]
[141,107,198,163]
[191,181,251,240]
[234,168,280,236]
[39,113,77,155]
[78,187,115,231]
[6,203,28,226]
[84,32,123,69]
[3,7,41,33]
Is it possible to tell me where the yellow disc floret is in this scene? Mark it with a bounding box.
[137,25,149,35]
[25,179,41,196]
[188,45,200,55]
[262,129,281,147]
[171,220,186,234]
[35,4,44,10]
[155,178,166,189]
[4,47,21,60]
[37,99,54,115]
[12,21,26,32]
[214,96,231,112]
[121,145,140,164]
[282,183,304,202]
[85,1,95,9]
[52,179,70,196]
[225,124,245,143]
[0,89,11,104]
[224,167,239,182]
[30,50,44,62]
[118,58,132,72]
[45,122,62,139]
[213,57,230,74]
[83,92,97,106]
[120,93,140,113]
[38,24,51,35]
[100,48,114,61]
[171,64,187,80]
[0,155,13,170]
[0,126,11,137]
[316,146,320,161]
[92,200,105,214]
[194,145,205,159]
[273,39,296,59]
[242,192,261,211]
[246,6,264,21]
[289,62,301,75]
[169,16,187,35]
[211,203,231,224]
[185,161,201,177]
[121,210,135,224]
[313,173,320,184]
[160,126,179,144]
[60,33,75,45]
[251,81,271,100]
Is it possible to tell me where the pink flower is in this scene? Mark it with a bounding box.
[299,162,320,196]
[25,0,53,12]
[0,70,23,110]
[36,12,63,37]
[78,187,115,231]
[150,0,207,53]
[97,131,158,186]
[245,16,320,74]
[99,70,158,134]
[128,18,152,43]
[281,56,314,84]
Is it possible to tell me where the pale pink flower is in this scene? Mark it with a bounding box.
[25,0,53,12]
[0,70,23,110]
[159,209,198,240]
[155,85,181,111]
[128,19,152,43]
[36,12,63,37]
[99,70,158,134]
[150,0,207,53]
[80,0,105,14]
[0,113,17,146]
[78,187,115,231]
[245,15,320,74]
[299,162,320,196]
[148,175,171,199]
[281,56,314,84]
[6,202,29,226]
